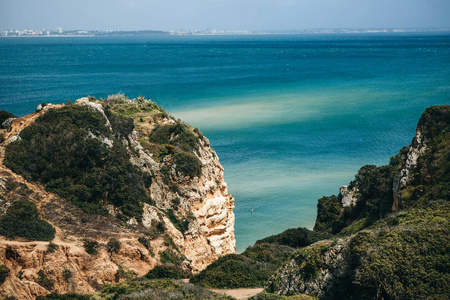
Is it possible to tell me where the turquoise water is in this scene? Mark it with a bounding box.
[1,34,449,251]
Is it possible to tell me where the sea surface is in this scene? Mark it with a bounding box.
[1,33,449,252]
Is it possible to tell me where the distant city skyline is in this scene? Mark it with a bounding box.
[1,0,449,32]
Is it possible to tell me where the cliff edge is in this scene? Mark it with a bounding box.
[0,95,235,299]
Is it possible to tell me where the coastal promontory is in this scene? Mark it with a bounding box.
[0,95,235,299]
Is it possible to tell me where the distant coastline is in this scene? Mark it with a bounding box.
[1,27,449,37]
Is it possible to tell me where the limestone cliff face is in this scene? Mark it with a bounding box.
[392,124,428,211]
[0,97,235,299]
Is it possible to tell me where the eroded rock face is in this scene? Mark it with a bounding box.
[130,120,236,271]
[392,128,428,211]
[339,185,357,208]
[271,239,348,298]
[0,240,157,300]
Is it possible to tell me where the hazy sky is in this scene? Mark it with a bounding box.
[1,0,449,31]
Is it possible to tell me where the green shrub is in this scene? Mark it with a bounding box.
[166,209,189,235]
[4,105,151,221]
[107,238,121,255]
[83,239,99,255]
[191,244,296,289]
[145,264,190,280]
[46,242,59,253]
[160,249,183,266]
[0,200,55,241]
[114,265,135,282]
[174,152,202,178]
[257,227,332,248]
[36,270,54,290]
[62,268,73,282]
[0,264,10,283]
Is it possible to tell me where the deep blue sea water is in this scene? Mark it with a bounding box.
[1,34,449,251]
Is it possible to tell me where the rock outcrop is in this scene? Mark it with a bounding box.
[0,96,235,299]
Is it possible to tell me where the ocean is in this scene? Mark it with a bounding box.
[0,33,449,252]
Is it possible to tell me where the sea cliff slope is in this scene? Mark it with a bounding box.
[268,105,449,299]
[0,95,235,299]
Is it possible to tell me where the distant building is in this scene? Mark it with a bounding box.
[56,27,63,34]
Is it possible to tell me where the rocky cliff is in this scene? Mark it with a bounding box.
[268,105,450,299]
[0,95,235,299]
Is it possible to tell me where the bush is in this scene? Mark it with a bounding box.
[4,105,151,221]
[0,200,55,241]
[107,238,121,255]
[0,264,10,283]
[257,227,332,248]
[166,209,189,235]
[36,270,54,290]
[46,242,59,253]
[145,264,190,280]
[191,244,296,289]
[83,239,99,255]
[62,268,73,282]
[174,152,202,178]
[160,249,183,266]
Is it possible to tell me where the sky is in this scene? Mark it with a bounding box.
[0,0,449,31]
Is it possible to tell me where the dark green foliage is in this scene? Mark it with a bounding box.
[4,105,151,220]
[138,236,153,254]
[148,121,200,153]
[147,121,203,178]
[0,264,10,284]
[83,239,99,255]
[314,195,343,233]
[107,238,121,255]
[242,243,296,266]
[190,243,296,288]
[166,209,189,234]
[174,151,202,178]
[115,265,136,281]
[63,268,73,282]
[0,110,16,128]
[403,106,450,205]
[46,242,59,253]
[314,164,398,234]
[96,278,232,300]
[145,264,190,280]
[257,227,332,248]
[337,227,450,299]
[159,249,184,265]
[190,254,271,288]
[105,110,134,138]
[0,200,55,241]
[36,270,55,290]
[350,164,395,219]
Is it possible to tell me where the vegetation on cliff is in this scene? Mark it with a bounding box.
[39,279,233,300]
[4,104,151,220]
[266,105,450,299]
[190,243,296,288]
[256,228,332,248]
[314,105,449,235]
[0,200,55,241]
